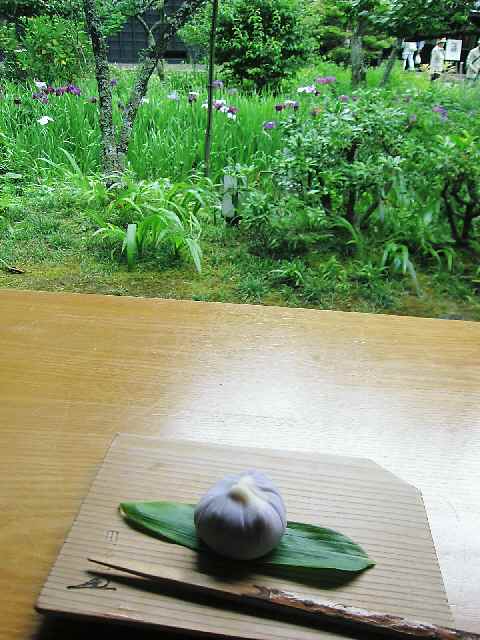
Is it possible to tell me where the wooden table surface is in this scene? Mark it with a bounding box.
[1,289,479,640]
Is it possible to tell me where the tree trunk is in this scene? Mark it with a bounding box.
[351,22,366,87]
[204,0,219,178]
[380,37,402,87]
[117,0,208,164]
[82,0,120,175]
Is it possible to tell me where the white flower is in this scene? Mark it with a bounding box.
[34,80,47,90]
[167,91,179,101]
[227,112,237,120]
[201,102,208,109]
[141,97,150,104]
[37,116,53,125]
[189,91,199,98]
[219,105,229,113]
[297,85,316,94]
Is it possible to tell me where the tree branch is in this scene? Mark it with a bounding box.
[380,37,402,88]
[441,182,460,244]
[82,0,119,175]
[117,0,208,159]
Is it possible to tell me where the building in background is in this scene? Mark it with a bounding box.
[107,0,188,64]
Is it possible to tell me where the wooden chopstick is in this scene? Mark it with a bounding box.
[88,556,479,640]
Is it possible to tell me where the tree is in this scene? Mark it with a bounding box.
[304,0,392,67]
[346,0,391,87]
[0,0,81,20]
[82,0,208,175]
[181,0,311,91]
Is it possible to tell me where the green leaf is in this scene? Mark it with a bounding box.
[120,501,374,572]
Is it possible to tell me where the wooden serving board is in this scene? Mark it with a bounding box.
[36,435,453,639]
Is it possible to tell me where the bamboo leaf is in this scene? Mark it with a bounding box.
[120,502,374,572]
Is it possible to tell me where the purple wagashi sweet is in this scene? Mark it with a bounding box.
[194,470,287,560]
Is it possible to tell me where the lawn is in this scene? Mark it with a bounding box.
[1,62,479,319]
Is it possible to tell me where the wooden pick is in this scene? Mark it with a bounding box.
[88,556,479,640]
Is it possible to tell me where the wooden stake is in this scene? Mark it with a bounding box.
[88,556,480,640]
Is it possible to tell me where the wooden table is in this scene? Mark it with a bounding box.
[1,289,479,640]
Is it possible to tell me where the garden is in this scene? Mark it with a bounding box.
[1,0,479,319]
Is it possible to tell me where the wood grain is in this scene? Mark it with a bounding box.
[37,436,452,639]
[0,289,479,640]
[85,556,480,640]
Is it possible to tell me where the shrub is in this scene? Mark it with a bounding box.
[182,0,311,91]
[273,95,407,226]
[82,175,205,272]
[0,15,92,82]
[241,190,331,257]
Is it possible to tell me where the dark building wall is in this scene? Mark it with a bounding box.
[107,1,188,63]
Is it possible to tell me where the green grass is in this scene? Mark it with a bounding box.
[1,183,479,319]
[1,61,465,183]
[0,61,479,320]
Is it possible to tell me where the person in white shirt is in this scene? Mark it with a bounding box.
[402,41,415,71]
[430,39,446,81]
[466,39,480,80]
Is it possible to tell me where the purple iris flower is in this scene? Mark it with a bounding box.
[32,92,49,104]
[110,78,118,87]
[432,105,448,120]
[212,80,224,89]
[66,84,81,96]
[339,95,349,102]
[55,86,66,96]
[227,106,239,114]
[316,76,336,85]
[275,103,285,112]
[263,121,277,130]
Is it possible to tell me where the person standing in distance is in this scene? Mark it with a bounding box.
[402,41,415,71]
[430,39,446,81]
[466,38,480,81]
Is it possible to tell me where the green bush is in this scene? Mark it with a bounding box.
[182,0,311,91]
[241,190,331,257]
[238,86,479,293]
[75,174,206,272]
[273,95,407,225]
[0,15,92,82]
